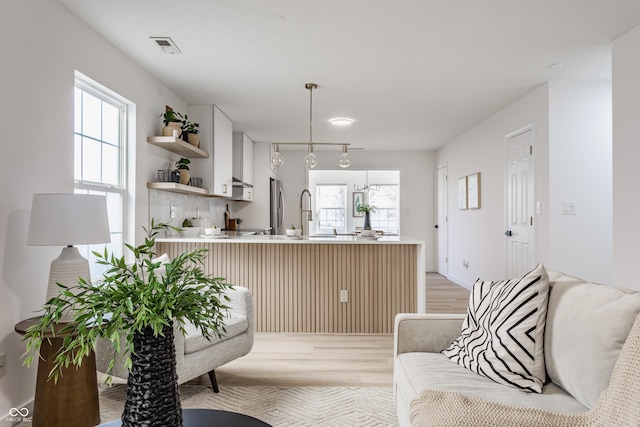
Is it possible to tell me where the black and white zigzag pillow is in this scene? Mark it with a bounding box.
[442,263,550,393]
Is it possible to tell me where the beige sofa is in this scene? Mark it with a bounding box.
[394,270,640,426]
[96,286,253,392]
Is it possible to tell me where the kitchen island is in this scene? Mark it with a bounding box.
[156,235,425,333]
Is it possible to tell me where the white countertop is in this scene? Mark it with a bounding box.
[156,234,425,245]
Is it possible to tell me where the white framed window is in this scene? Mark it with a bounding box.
[369,184,399,234]
[315,184,347,234]
[74,73,127,274]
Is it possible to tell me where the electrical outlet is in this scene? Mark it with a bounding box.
[170,206,177,219]
[0,353,6,377]
[340,290,349,303]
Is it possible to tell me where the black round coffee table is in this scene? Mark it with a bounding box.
[98,408,271,426]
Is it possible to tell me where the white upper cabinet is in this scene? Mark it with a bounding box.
[187,105,233,198]
[232,132,254,201]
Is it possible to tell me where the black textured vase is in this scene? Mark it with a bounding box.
[121,324,183,427]
[364,211,371,230]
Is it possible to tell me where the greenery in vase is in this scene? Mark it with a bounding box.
[356,203,376,213]
[23,220,232,382]
[175,158,190,170]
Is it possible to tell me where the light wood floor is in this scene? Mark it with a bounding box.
[209,273,470,388]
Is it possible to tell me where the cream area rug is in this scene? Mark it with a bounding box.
[95,384,398,427]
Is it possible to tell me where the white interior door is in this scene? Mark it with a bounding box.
[436,165,448,275]
[506,127,535,277]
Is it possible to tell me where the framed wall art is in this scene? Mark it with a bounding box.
[468,172,481,209]
[457,177,467,210]
[353,192,364,216]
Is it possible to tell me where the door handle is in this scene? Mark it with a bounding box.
[505,230,512,237]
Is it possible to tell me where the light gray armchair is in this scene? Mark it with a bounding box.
[95,286,254,392]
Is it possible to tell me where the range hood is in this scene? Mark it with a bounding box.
[231,177,253,200]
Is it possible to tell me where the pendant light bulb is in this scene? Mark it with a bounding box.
[304,145,317,169]
[338,145,351,168]
[271,144,284,168]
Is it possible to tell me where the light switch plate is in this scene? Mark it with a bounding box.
[563,201,577,215]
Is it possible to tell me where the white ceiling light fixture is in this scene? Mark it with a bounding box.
[271,83,351,169]
[329,117,354,126]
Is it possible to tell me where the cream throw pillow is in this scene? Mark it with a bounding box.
[442,263,550,393]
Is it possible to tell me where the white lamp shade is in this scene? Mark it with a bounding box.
[28,193,111,246]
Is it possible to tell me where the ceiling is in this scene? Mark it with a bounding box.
[59,0,640,151]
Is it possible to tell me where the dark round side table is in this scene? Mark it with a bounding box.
[15,316,101,427]
[98,408,271,426]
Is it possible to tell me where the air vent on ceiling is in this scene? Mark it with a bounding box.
[150,37,182,54]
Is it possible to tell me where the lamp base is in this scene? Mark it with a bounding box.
[46,246,90,323]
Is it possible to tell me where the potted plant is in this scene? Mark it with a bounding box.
[161,106,184,137]
[356,203,376,231]
[175,157,190,185]
[180,115,200,148]
[23,221,232,426]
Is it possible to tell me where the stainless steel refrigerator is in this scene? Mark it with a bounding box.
[270,178,285,235]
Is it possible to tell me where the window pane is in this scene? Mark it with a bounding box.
[106,192,123,233]
[74,88,82,134]
[74,134,82,179]
[75,76,128,263]
[369,184,400,234]
[102,102,120,145]
[102,143,119,186]
[315,184,346,233]
[81,137,101,182]
[82,92,102,140]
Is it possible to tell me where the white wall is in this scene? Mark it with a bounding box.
[268,149,435,270]
[613,25,640,291]
[548,81,613,285]
[436,85,551,287]
[436,80,614,288]
[0,1,188,419]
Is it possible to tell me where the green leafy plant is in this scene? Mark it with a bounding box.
[161,106,184,126]
[175,158,190,170]
[23,220,232,383]
[356,203,376,213]
[186,122,199,134]
[181,114,200,134]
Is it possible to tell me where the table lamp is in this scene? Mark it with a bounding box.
[27,193,111,323]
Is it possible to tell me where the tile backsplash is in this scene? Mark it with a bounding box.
[149,190,228,234]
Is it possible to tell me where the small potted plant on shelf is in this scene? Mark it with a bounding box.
[181,115,200,148]
[175,157,191,185]
[356,203,376,233]
[161,106,184,137]
[23,220,232,427]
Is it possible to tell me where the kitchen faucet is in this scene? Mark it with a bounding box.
[299,189,313,236]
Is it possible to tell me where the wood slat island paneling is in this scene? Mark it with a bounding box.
[156,236,425,333]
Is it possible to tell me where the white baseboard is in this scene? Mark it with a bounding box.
[443,273,473,290]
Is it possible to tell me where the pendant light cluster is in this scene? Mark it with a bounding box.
[271,83,351,169]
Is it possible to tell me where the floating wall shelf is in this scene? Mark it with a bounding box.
[147,182,209,196]
[147,136,208,158]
